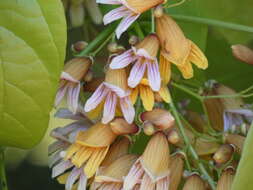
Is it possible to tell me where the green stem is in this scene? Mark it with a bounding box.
[0,148,8,190]
[134,22,145,39]
[171,82,202,100]
[240,85,253,94]
[170,101,216,190]
[90,32,114,56]
[170,14,253,33]
[164,0,187,8]
[151,9,155,33]
[76,23,118,57]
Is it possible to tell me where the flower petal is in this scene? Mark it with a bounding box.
[52,160,73,178]
[130,87,139,105]
[128,59,146,88]
[66,167,82,190]
[120,97,135,124]
[140,173,156,190]
[103,6,131,25]
[55,84,68,107]
[177,60,193,79]
[139,85,154,111]
[78,173,87,190]
[123,160,144,190]
[147,59,161,91]
[103,82,127,98]
[158,85,171,103]
[159,54,171,85]
[67,84,80,113]
[156,176,170,190]
[116,13,140,38]
[102,92,118,124]
[84,83,109,112]
[110,49,136,69]
[97,0,121,5]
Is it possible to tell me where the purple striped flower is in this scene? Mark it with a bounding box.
[84,68,135,124]
[97,0,164,38]
[55,58,92,113]
[110,34,161,91]
[223,108,253,132]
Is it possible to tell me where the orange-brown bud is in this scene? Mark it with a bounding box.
[217,167,235,190]
[140,108,175,131]
[71,41,88,53]
[167,129,180,144]
[232,44,253,65]
[183,174,206,190]
[110,118,139,135]
[224,134,245,154]
[143,121,156,136]
[213,144,234,165]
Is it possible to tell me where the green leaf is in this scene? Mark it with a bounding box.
[232,123,253,190]
[0,0,66,149]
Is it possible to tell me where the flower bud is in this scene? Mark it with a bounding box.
[140,108,175,130]
[170,153,184,190]
[154,5,164,18]
[129,35,139,45]
[143,121,156,136]
[183,174,206,190]
[167,129,180,144]
[71,41,88,53]
[217,167,235,190]
[83,70,93,82]
[213,144,235,165]
[224,134,245,154]
[110,118,139,135]
[232,44,253,65]
[107,42,125,53]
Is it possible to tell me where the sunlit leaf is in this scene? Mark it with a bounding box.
[0,0,66,149]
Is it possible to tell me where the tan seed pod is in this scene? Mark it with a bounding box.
[182,174,206,190]
[143,121,156,136]
[71,41,88,53]
[167,129,180,144]
[110,118,139,135]
[224,134,245,154]
[170,153,184,190]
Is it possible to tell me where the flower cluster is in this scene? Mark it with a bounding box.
[50,1,253,190]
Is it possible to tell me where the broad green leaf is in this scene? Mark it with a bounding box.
[0,0,66,149]
[232,123,253,190]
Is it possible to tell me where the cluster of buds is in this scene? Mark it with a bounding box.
[50,0,253,189]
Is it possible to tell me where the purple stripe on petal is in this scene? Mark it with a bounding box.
[103,82,127,98]
[128,59,146,88]
[116,13,140,39]
[223,112,232,132]
[54,85,68,107]
[55,108,82,121]
[49,151,62,168]
[66,167,82,190]
[147,59,161,91]
[120,96,135,124]
[67,84,80,114]
[110,49,136,69]
[84,83,109,112]
[78,173,87,190]
[103,6,130,25]
[140,174,155,190]
[102,92,117,124]
[227,109,253,117]
[156,176,170,190]
[96,0,120,5]
[48,141,69,155]
[52,160,73,178]
[123,160,144,190]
